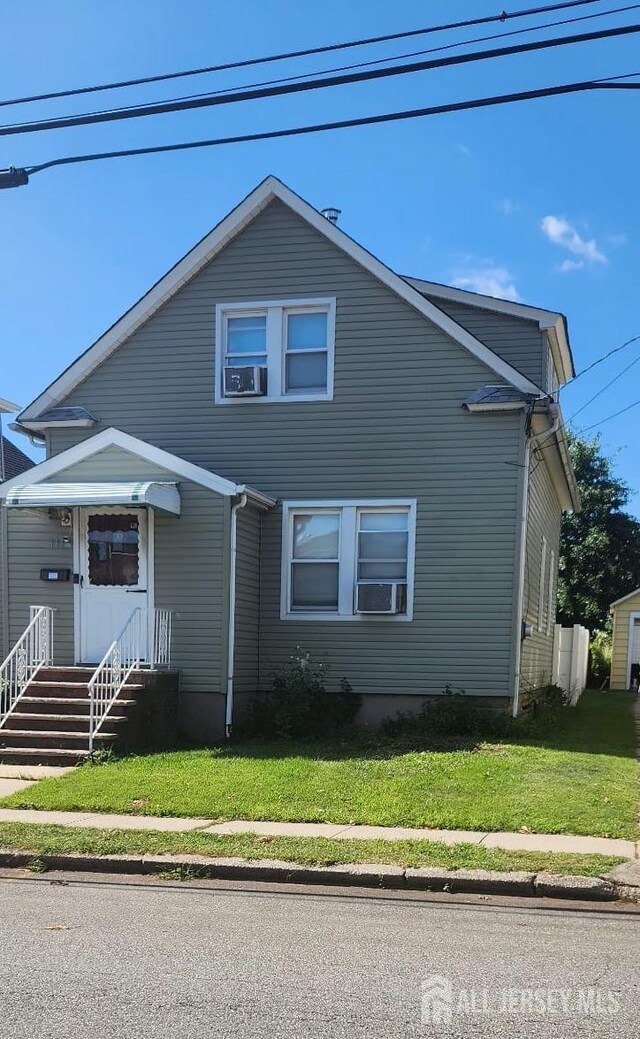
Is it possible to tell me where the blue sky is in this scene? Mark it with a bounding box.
[2,1,639,508]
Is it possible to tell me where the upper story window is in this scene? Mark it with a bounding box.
[281,499,416,621]
[215,298,336,404]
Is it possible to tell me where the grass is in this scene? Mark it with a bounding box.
[2,691,638,838]
[0,822,624,878]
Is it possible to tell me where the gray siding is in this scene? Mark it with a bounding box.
[46,198,527,700]
[54,445,173,482]
[233,504,261,696]
[155,483,228,696]
[426,297,545,389]
[520,452,562,692]
[5,508,74,664]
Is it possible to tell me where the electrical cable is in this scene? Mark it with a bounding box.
[20,72,640,177]
[2,20,638,139]
[21,2,636,124]
[0,0,608,109]
[568,353,640,421]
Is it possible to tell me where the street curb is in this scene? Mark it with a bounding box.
[0,848,637,901]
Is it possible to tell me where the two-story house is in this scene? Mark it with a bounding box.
[0,176,579,760]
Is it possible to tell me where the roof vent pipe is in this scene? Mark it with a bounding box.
[321,207,341,225]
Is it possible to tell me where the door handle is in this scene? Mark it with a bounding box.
[126,589,147,593]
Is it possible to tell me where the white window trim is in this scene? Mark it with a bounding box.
[538,535,548,633]
[546,548,556,636]
[215,297,336,404]
[280,498,417,622]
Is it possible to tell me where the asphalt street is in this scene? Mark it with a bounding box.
[0,870,638,1038]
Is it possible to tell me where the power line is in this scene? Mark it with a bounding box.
[577,397,640,433]
[0,0,607,109]
[2,20,638,139]
[15,71,637,180]
[23,72,640,176]
[34,3,638,125]
[561,332,640,388]
[568,353,640,420]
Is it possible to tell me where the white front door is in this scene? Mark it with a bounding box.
[78,507,148,663]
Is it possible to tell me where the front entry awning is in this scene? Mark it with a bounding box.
[5,481,181,515]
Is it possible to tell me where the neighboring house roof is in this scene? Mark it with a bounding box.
[0,398,20,414]
[18,176,546,427]
[403,276,575,383]
[610,588,640,609]
[1,436,34,481]
[0,427,276,509]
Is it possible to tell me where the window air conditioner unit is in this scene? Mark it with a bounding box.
[224,366,267,397]
[356,582,407,615]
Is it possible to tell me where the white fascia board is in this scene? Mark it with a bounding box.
[0,398,20,414]
[405,276,575,382]
[610,587,640,609]
[0,427,276,508]
[20,177,544,422]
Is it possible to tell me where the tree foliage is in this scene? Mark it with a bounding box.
[558,434,640,630]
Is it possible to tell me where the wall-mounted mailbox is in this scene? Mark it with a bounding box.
[40,568,71,582]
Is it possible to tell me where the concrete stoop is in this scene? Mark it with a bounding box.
[0,849,633,902]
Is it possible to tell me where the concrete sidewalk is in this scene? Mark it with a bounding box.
[0,804,635,859]
[0,763,636,860]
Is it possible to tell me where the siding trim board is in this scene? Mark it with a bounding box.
[18,176,545,424]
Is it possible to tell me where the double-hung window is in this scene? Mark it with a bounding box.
[215,298,335,402]
[282,500,416,620]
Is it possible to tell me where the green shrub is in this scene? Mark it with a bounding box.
[243,647,361,740]
[381,686,513,742]
[590,627,612,688]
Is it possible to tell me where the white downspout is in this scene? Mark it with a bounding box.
[512,402,563,717]
[225,493,247,738]
[512,434,531,718]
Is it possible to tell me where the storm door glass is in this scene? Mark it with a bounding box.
[87,513,139,587]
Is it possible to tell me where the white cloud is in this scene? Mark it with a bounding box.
[608,232,628,246]
[455,142,472,157]
[557,258,584,273]
[541,215,606,265]
[453,264,520,301]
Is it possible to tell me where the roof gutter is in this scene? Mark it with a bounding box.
[8,422,46,449]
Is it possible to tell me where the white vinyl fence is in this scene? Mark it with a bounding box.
[552,624,590,705]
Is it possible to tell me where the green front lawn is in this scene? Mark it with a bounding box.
[0,823,624,878]
[3,691,638,838]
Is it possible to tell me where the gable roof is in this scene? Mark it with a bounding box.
[18,176,546,425]
[0,428,275,509]
[1,436,34,481]
[404,276,574,383]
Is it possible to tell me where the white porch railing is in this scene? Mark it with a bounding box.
[0,606,55,725]
[153,608,172,669]
[88,607,172,753]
